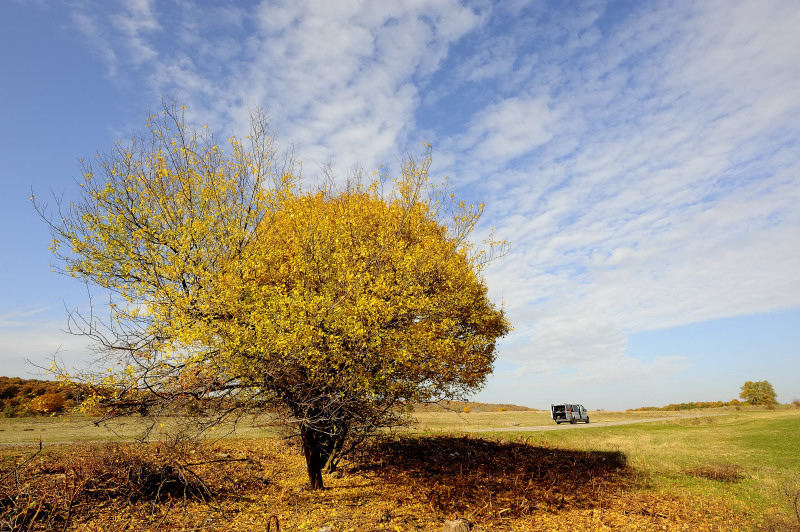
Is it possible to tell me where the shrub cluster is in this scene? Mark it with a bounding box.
[628,399,743,411]
[0,440,261,530]
[0,377,82,417]
[683,463,747,483]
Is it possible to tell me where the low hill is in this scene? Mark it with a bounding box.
[413,400,534,413]
[0,376,85,416]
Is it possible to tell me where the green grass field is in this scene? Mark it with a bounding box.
[458,408,800,526]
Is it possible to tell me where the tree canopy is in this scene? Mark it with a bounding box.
[36,102,510,488]
[739,380,777,406]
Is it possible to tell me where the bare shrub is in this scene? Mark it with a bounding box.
[762,478,800,531]
[689,416,717,425]
[68,442,210,503]
[683,463,747,483]
[0,440,258,530]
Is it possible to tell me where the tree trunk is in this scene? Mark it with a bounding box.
[323,423,349,473]
[300,427,326,489]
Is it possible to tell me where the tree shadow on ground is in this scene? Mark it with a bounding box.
[353,435,633,518]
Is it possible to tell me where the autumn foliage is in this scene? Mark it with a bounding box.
[628,399,743,411]
[29,393,66,413]
[0,377,79,417]
[35,101,509,488]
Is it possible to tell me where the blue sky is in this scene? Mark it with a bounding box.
[1,0,798,410]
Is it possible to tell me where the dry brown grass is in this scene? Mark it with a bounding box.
[682,463,747,483]
[357,435,631,517]
[0,436,752,531]
[0,439,275,531]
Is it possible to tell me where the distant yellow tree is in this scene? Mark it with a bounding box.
[739,380,777,406]
[30,393,66,413]
[35,102,510,489]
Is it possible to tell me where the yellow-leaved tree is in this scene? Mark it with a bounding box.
[35,101,510,489]
[739,380,777,406]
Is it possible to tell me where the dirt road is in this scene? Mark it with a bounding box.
[460,413,728,433]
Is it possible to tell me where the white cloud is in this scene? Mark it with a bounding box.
[110,0,158,65]
[70,9,118,75]
[454,35,517,82]
[462,96,559,164]
[70,0,159,76]
[0,307,50,327]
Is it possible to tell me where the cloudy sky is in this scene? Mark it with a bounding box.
[1,0,798,410]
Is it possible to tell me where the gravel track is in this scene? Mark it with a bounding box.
[460,412,729,433]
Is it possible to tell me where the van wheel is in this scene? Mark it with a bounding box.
[570,419,575,424]
[586,417,590,424]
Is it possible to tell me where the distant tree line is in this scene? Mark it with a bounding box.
[627,399,745,412]
[629,380,781,411]
[0,376,532,419]
[0,376,84,417]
